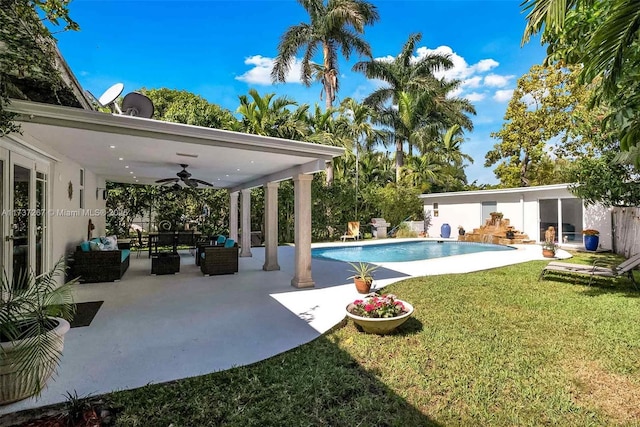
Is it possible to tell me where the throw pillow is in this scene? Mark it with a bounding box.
[80,241,91,252]
[101,235,118,251]
[89,241,104,251]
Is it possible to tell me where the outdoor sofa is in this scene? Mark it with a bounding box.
[72,237,131,283]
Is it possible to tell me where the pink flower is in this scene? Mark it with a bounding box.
[364,304,374,312]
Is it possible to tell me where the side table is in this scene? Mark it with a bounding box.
[151,252,180,275]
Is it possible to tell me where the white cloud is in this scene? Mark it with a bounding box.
[493,89,514,102]
[464,92,486,102]
[462,76,482,88]
[235,55,302,85]
[414,46,499,81]
[475,59,499,73]
[484,74,514,88]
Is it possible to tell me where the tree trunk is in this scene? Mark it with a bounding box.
[395,138,404,182]
[322,42,336,109]
[325,160,334,186]
[520,153,530,187]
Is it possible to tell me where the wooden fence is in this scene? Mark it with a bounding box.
[612,207,640,257]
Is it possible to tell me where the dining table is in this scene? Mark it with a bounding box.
[147,231,201,257]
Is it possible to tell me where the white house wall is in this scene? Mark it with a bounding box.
[422,186,612,250]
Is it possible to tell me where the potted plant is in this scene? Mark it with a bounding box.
[0,258,77,404]
[458,225,465,236]
[541,240,557,258]
[348,262,379,294]
[583,229,600,251]
[346,293,414,334]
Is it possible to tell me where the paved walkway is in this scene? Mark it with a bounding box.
[0,240,568,415]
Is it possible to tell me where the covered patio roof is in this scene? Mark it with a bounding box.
[7,100,344,191]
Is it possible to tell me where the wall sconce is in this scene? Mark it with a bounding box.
[96,188,107,200]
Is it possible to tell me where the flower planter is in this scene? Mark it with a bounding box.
[584,234,599,251]
[0,317,70,404]
[346,301,414,334]
[440,223,451,238]
[354,277,373,294]
[542,249,555,258]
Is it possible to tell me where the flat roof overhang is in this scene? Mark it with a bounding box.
[419,183,573,200]
[7,100,345,191]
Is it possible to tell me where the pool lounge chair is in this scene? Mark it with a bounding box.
[540,253,640,289]
[341,222,361,242]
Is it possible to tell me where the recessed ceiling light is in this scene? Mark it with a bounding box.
[129,171,133,174]
[225,174,229,177]
[237,168,240,171]
[119,157,123,161]
[135,180,139,182]
[133,176,136,179]
[110,145,115,149]
[217,178,221,181]
[125,165,129,169]
[250,160,254,164]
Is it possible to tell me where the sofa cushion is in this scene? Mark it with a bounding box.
[89,241,104,251]
[224,238,235,248]
[120,249,130,263]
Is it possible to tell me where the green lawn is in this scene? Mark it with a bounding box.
[109,252,640,426]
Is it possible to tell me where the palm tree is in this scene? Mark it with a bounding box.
[271,0,379,109]
[438,124,474,167]
[353,33,474,181]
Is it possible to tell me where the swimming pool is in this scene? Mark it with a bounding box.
[312,241,515,263]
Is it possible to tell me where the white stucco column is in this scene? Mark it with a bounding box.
[291,174,314,288]
[229,191,239,243]
[240,188,252,257]
[263,182,280,271]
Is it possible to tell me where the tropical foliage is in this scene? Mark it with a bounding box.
[0,0,79,134]
[521,0,640,165]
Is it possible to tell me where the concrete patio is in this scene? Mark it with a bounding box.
[0,240,568,415]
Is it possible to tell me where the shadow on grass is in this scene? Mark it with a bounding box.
[101,332,440,426]
[541,272,639,298]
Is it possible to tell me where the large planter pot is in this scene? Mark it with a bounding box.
[542,249,555,258]
[354,277,373,294]
[440,223,451,238]
[0,317,70,405]
[584,234,599,251]
[346,301,414,334]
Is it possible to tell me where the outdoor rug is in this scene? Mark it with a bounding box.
[70,301,104,328]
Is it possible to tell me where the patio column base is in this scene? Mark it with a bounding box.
[291,277,315,288]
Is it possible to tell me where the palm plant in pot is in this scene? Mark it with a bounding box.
[348,262,379,294]
[0,258,76,404]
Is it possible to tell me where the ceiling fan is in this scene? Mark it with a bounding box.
[155,164,213,188]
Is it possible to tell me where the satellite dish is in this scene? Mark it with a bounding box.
[121,92,154,118]
[97,83,124,113]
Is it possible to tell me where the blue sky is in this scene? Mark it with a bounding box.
[55,0,546,185]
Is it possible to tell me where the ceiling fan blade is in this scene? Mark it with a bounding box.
[190,178,213,187]
[184,179,198,188]
[156,178,179,184]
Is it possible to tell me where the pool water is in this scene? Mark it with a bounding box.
[312,241,515,263]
